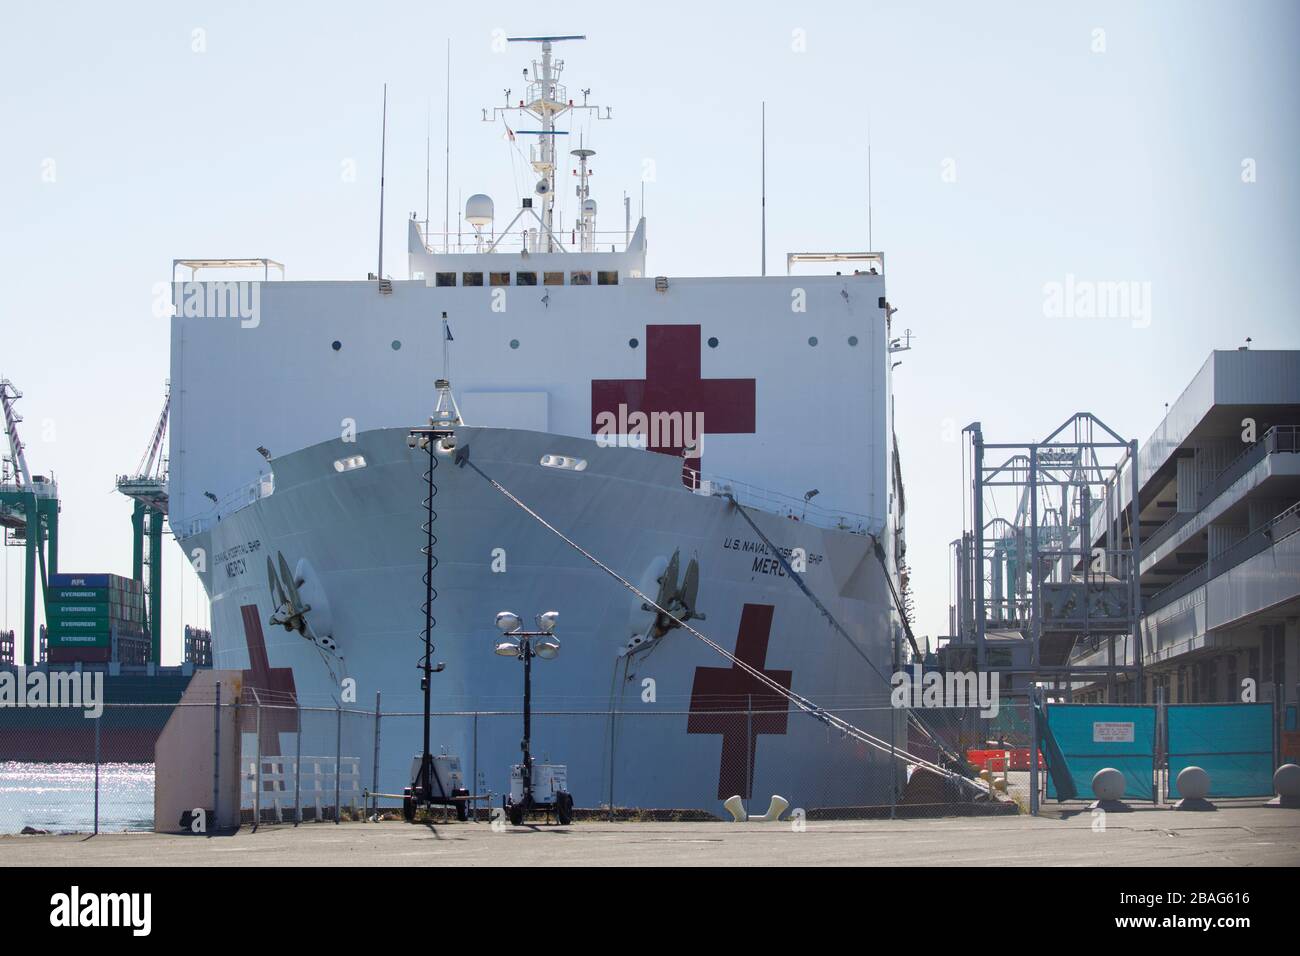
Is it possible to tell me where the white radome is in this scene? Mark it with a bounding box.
[465,193,494,226]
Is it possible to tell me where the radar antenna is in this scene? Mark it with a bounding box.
[481,35,610,252]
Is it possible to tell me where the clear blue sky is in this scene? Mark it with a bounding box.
[2,0,1297,659]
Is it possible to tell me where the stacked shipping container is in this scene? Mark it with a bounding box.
[45,573,148,664]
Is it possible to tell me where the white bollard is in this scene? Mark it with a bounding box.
[1173,766,1214,811]
[723,794,746,822]
[1266,763,1300,809]
[1090,767,1132,812]
[722,794,790,822]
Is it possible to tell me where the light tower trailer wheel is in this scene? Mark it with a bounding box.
[401,785,470,822]
[506,795,525,827]
[504,790,574,826]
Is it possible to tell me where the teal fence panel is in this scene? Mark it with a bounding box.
[1167,703,1274,798]
[1046,704,1156,800]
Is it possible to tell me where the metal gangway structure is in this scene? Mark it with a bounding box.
[948,413,1144,701]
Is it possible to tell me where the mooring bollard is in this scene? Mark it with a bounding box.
[723,794,789,822]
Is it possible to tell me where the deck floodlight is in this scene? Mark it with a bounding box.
[495,610,522,633]
[537,610,560,633]
[534,636,561,660]
[495,640,521,657]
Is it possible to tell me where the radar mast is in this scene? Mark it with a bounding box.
[482,35,610,252]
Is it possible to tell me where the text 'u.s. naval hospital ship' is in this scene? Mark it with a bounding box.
[169,35,913,813]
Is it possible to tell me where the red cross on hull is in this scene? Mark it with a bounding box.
[591,324,756,481]
[687,603,791,800]
[238,604,298,756]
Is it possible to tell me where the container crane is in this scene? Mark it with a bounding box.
[0,378,60,665]
[116,383,169,664]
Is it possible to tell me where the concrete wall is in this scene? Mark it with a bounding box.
[154,669,243,833]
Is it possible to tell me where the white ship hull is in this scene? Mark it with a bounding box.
[186,425,904,812]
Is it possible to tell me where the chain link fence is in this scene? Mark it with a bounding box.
[0,702,170,833]
[2,697,1050,832]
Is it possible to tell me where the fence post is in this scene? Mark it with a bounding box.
[607,704,616,823]
[472,711,479,824]
[371,692,382,820]
[334,703,342,824]
[888,702,896,820]
[294,701,302,825]
[745,694,753,812]
[1156,685,1166,803]
[212,681,221,832]
[94,712,101,835]
[1028,690,1039,816]
[1275,685,1283,771]
[254,694,262,828]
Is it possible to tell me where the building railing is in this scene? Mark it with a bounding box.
[1146,499,1300,613]
[1141,425,1299,563]
[1199,425,1298,508]
[1142,510,1194,557]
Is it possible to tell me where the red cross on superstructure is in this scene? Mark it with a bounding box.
[591,324,756,481]
[687,603,792,800]
[238,604,298,756]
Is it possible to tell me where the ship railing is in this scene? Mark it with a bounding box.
[683,466,874,534]
[416,221,636,256]
[186,473,274,536]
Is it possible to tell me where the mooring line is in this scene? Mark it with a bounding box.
[458,454,969,783]
[725,498,965,771]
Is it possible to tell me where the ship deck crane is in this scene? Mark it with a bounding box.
[0,378,60,665]
[115,382,169,664]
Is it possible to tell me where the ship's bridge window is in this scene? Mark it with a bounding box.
[570,271,592,286]
[435,272,456,287]
[516,271,537,286]
[462,272,484,287]
[333,455,367,473]
[598,271,619,285]
[544,271,564,286]
[490,272,511,286]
